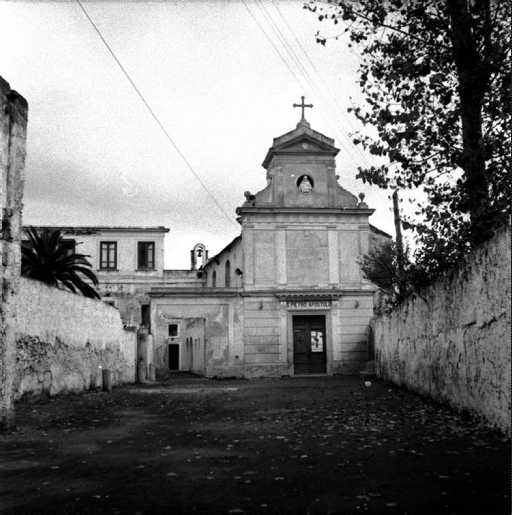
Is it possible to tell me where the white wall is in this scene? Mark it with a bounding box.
[374,225,511,434]
[14,277,136,400]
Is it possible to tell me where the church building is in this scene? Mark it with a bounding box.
[150,104,382,378]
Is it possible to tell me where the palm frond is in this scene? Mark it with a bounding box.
[21,227,100,299]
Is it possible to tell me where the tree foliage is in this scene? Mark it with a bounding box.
[307,0,511,283]
[22,227,100,299]
[359,240,408,313]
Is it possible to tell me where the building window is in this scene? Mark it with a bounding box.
[168,323,179,338]
[138,242,155,270]
[62,239,77,257]
[225,260,231,287]
[141,304,150,331]
[100,242,117,270]
[212,270,217,288]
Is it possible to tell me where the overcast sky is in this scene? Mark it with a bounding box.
[1,0,396,269]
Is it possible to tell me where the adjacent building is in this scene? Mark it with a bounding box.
[22,226,173,328]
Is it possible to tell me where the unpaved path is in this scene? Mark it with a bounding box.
[0,375,509,514]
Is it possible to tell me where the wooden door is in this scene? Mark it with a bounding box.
[293,315,326,374]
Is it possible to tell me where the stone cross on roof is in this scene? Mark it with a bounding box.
[293,95,313,120]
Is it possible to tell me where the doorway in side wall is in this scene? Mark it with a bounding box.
[141,304,150,332]
[168,344,180,370]
[293,315,326,374]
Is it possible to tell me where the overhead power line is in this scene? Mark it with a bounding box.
[248,0,392,207]
[75,0,239,231]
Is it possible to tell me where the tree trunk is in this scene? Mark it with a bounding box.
[392,189,406,302]
[446,0,492,240]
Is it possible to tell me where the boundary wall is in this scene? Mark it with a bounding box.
[374,224,511,434]
[14,277,136,400]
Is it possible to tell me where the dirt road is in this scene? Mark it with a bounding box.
[1,374,509,514]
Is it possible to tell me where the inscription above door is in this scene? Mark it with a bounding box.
[286,300,331,309]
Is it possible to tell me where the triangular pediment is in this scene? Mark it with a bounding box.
[274,134,338,154]
[262,123,339,169]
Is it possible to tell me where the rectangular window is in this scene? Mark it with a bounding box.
[141,304,151,331]
[138,242,155,270]
[168,323,179,337]
[100,241,117,270]
[62,239,77,258]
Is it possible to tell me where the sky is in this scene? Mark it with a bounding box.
[1,0,397,269]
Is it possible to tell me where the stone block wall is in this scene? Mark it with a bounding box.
[374,224,511,434]
[14,277,137,400]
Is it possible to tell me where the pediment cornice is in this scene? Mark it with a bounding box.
[262,125,339,168]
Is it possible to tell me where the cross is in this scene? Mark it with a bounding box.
[293,96,313,119]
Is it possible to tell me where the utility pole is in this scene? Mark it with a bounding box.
[393,189,407,302]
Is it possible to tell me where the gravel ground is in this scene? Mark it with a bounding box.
[0,374,509,514]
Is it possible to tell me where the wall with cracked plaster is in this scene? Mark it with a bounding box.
[14,277,137,400]
[1,76,28,427]
[374,224,511,434]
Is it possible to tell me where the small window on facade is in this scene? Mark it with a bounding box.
[212,270,217,288]
[225,260,231,287]
[141,304,150,331]
[168,323,179,337]
[61,239,77,257]
[138,242,155,270]
[100,242,117,270]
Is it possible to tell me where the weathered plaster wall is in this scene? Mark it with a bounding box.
[333,294,373,375]
[374,225,511,434]
[100,282,152,327]
[152,296,244,378]
[1,77,28,427]
[14,277,136,400]
[181,318,206,375]
[244,297,284,378]
[205,237,243,289]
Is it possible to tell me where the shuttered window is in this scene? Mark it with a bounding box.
[100,242,117,270]
[138,242,155,270]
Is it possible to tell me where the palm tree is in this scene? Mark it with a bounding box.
[21,226,100,299]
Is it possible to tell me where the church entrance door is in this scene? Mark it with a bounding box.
[293,315,326,374]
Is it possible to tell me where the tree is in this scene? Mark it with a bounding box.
[307,0,511,282]
[359,240,403,312]
[22,227,100,299]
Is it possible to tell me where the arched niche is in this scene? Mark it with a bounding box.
[190,243,209,270]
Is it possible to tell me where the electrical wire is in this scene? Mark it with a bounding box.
[250,1,392,207]
[75,0,239,231]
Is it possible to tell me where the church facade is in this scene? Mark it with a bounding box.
[150,112,383,378]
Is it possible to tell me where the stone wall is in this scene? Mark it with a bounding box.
[14,277,137,400]
[374,224,511,434]
[1,77,28,428]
